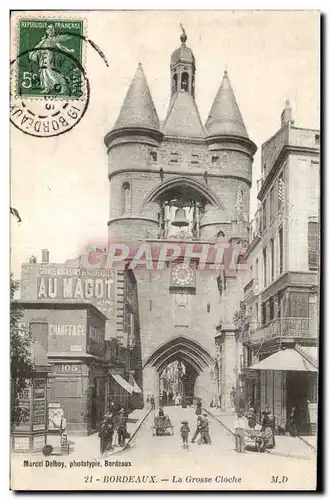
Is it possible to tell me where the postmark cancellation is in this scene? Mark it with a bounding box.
[10,16,89,138]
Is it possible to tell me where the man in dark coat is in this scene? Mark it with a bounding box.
[191,415,204,443]
[195,398,202,415]
[289,407,298,437]
[98,412,114,455]
[117,409,128,447]
[162,390,167,406]
[201,412,211,444]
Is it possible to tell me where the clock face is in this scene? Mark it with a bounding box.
[171,264,194,286]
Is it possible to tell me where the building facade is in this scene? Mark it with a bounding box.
[19,255,143,434]
[241,102,319,434]
[18,302,108,435]
[104,30,256,408]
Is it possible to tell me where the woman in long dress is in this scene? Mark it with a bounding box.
[261,405,275,448]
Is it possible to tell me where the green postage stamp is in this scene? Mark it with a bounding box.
[16,19,85,99]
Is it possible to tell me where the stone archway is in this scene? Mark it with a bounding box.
[143,336,214,405]
[141,176,225,211]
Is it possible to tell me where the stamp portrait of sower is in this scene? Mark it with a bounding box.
[16,18,85,100]
[10,17,90,137]
[28,24,75,95]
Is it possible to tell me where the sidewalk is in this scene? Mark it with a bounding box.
[67,407,150,459]
[207,408,316,460]
[11,407,150,462]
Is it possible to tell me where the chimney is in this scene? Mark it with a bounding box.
[42,249,49,263]
[29,255,37,264]
[281,99,294,127]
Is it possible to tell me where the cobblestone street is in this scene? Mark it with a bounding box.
[97,406,317,489]
[10,405,317,490]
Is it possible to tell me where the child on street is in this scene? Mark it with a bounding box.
[180,420,190,449]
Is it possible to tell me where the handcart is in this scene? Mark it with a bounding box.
[152,415,174,436]
[244,426,265,452]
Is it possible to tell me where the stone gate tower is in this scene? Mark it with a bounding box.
[104,30,257,409]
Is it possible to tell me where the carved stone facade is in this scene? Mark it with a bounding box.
[105,32,256,408]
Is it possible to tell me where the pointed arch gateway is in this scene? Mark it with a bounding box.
[143,335,214,374]
[141,176,225,210]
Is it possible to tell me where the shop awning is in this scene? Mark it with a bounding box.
[295,346,318,367]
[110,373,135,394]
[249,349,317,372]
[129,375,142,394]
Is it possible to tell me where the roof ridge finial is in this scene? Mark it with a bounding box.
[180,23,187,45]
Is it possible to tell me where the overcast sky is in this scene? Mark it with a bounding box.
[10,10,320,278]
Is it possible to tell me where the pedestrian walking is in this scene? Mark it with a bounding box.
[191,415,203,443]
[162,390,168,406]
[150,395,155,410]
[180,420,190,449]
[117,408,128,447]
[261,405,275,448]
[201,412,211,444]
[247,407,257,429]
[109,400,116,414]
[234,410,246,453]
[175,393,182,406]
[98,412,114,455]
[289,407,298,437]
[195,398,202,415]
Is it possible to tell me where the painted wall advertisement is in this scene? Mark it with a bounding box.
[22,265,116,318]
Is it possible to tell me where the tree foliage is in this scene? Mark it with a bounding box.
[10,275,33,430]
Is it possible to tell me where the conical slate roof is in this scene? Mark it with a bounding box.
[205,70,249,138]
[162,90,205,139]
[113,64,160,131]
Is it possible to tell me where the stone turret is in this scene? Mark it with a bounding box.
[201,70,257,240]
[105,64,163,244]
[104,63,163,149]
[205,70,249,139]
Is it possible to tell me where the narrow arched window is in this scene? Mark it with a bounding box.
[181,72,189,91]
[122,182,131,214]
[172,73,177,93]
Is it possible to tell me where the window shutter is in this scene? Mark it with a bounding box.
[308,221,319,270]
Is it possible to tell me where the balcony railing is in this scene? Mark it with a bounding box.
[244,278,259,301]
[245,317,317,342]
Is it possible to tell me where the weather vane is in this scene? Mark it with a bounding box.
[180,23,187,44]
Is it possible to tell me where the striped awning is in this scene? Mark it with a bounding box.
[129,375,142,393]
[110,373,135,394]
[249,349,317,372]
